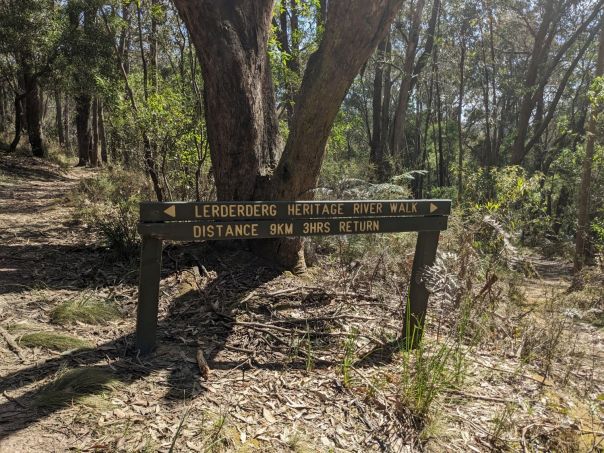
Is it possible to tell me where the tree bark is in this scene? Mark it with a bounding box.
[22,61,47,157]
[574,20,604,272]
[380,36,393,175]
[174,0,404,270]
[98,100,107,164]
[391,0,440,162]
[63,93,70,151]
[391,0,426,161]
[9,93,23,152]
[370,38,386,178]
[75,94,91,166]
[0,85,6,133]
[90,97,99,166]
[457,18,467,203]
[55,90,65,147]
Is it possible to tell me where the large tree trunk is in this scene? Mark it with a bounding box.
[75,94,91,166]
[391,0,439,162]
[174,1,281,201]
[174,0,403,271]
[574,21,604,272]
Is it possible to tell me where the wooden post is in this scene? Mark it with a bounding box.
[136,236,163,354]
[403,230,440,349]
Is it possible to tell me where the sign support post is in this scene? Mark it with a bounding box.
[136,236,163,354]
[404,230,440,348]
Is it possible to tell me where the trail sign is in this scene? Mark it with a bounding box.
[136,199,451,354]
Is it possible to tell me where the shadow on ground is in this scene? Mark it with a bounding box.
[0,246,291,438]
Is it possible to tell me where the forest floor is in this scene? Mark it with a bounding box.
[0,154,602,452]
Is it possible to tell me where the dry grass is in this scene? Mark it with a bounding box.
[50,296,121,325]
[32,367,119,409]
[18,331,92,351]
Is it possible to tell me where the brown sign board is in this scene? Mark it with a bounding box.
[138,216,448,241]
[135,199,452,356]
[140,199,451,222]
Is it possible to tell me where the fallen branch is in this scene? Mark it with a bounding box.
[0,326,26,362]
[445,389,517,404]
[230,320,385,346]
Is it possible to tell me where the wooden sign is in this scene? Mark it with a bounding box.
[136,199,452,355]
[139,199,451,222]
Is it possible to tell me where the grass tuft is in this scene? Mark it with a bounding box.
[50,296,121,325]
[32,367,119,409]
[18,331,92,351]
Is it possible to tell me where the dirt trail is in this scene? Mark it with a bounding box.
[0,157,94,291]
[0,155,602,452]
[0,156,418,452]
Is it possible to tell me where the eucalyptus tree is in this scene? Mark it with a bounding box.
[0,0,63,157]
[173,0,405,270]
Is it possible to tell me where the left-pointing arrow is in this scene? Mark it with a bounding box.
[164,205,176,218]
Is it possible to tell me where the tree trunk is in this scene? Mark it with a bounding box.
[574,21,604,272]
[391,0,425,161]
[457,20,466,203]
[90,97,99,166]
[391,0,439,162]
[98,100,107,163]
[63,93,70,151]
[55,90,65,147]
[75,94,91,166]
[0,85,6,133]
[380,36,393,177]
[23,62,47,157]
[370,38,386,178]
[174,0,404,270]
[436,70,444,186]
[9,93,23,152]
[118,2,131,76]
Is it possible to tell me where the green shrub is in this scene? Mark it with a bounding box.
[72,168,150,257]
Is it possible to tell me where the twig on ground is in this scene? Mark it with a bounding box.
[2,390,27,408]
[445,389,517,404]
[0,325,26,362]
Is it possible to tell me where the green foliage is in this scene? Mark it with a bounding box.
[464,166,557,248]
[72,169,150,257]
[340,328,359,387]
[398,337,466,417]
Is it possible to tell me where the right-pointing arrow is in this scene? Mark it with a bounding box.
[430,203,438,213]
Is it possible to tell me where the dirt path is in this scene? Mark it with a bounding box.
[0,156,422,452]
[0,155,602,452]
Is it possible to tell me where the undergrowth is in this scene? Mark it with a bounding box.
[32,367,119,409]
[50,295,121,325]
[70,168,151,257]
[18,331,92,351]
